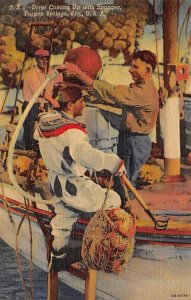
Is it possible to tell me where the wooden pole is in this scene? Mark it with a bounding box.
[0,144,37,158]
[85,268,97,300]
[163,0,178,83]
[47,270,58,300]
[162,0,184,182]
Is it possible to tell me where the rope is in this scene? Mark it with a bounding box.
[102,175,113,209]
[0,76,14,114]
[153,0,161,88]
[178,8,190,60]
[0,180,15,225]
[1,122,12,170]
[24,197,34,300]
[163,0,185,18]
[46,25,56,75]
[15,196,34,300]
[15,210,32,300]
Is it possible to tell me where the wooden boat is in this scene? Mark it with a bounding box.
[1,2,191,297]
[1,175,191,299]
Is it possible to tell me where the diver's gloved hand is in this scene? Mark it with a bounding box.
[113,160,127,176]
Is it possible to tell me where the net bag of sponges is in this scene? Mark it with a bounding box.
[81,208,136,274]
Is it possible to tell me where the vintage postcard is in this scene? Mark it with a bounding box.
[0,0,191,299]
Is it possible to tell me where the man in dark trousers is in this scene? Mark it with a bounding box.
[64,50,159,197]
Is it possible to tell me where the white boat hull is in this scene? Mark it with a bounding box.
[1,182,191,299]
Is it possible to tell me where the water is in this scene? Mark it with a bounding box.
[0,238,83,300]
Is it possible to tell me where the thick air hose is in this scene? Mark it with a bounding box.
[7,68,59,205]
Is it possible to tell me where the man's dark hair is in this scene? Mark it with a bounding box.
[132,50,157,71]
[58,86,82,109]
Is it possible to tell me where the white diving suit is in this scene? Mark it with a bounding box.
[35,110,122,268]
